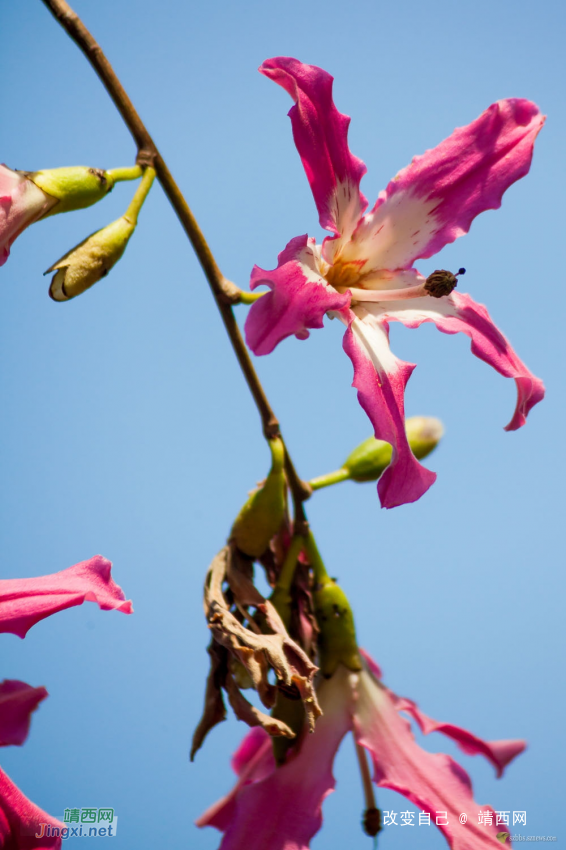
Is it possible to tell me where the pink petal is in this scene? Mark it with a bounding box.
[0,767,63,849]
[339,99,544,272]
[0,555,133,639]
[245,234,350,355]
[0,165,55,268]
[197,729,275,832]
[396,698,525,779]
[198,666,355,850]
[0,681,48,748]
[342,308,437,508]
[231,726,273,777]
[371,290,544,430]
[260,57,367,261]
[355,667,512,850]
[358,651,525,779]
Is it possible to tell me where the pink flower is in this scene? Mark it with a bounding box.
[245,57,545,508]
[0,165,56,267]
[0,680,63,849]
[0,681,48,748]
[0,769,64,850]
[0,555,133,638]
[198,650,525,850]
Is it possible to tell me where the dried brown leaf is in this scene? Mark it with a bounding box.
[190,642,228,761]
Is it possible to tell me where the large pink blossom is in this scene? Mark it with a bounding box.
[198,650,525,850]
[0,165,56,267]
[0,680,63,849]
[0,555,133,638]
[245,57,545,508]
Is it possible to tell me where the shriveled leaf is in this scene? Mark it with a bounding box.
[190,642,228,761]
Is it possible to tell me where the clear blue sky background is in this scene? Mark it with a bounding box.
[1,1,564,848]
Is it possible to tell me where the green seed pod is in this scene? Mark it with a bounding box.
[231,438,286,558]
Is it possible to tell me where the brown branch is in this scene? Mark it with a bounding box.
[40,0,311,513]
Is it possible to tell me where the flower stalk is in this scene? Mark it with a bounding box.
[123,166,155,224]
[105,165,143,182]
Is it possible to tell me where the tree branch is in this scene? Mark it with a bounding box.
[40,0,311,513]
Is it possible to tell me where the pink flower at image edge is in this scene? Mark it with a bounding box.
[0,164,56,267]
[198,649,525,850]
[0,555,133,638]
[0,682,63,849]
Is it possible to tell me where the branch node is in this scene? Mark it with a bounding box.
[218,277,244,305]
[264,420,281,441]
[136,148,157,168]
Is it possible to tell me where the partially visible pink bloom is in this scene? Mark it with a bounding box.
[0,682,47,748]
[245,57,545,508]
[0,555,133,639]
[0,165,56,267]
[198,651,525,850]
[0,767,64,850]
[0,680,63,849]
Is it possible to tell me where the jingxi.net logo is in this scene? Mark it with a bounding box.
[35,807,118,840]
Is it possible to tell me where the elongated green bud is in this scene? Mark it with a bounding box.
[313,577,362,678]
[46,216,135,302]
[305,533,361,676]
[231,438,286,558]
[310,416,444,489]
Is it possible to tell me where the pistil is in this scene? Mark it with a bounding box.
[341,267,466,304]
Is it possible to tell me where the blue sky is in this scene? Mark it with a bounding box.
[1,0,564,848]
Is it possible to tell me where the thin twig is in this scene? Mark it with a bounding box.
[40,0,311,513]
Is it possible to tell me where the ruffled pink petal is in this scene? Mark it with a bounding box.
[369,290,544,430]
[395,697,525,779]
[342,308,436,508]
[339,99,544,272]
[354,667,512,850]
[0,767,63,849]
[245,234,350,355]
[0,165,55,268]
[260,57,367,261]
[358,650,525,780]
[0,681,48,748]
[197,666,355,850]
[0,555,133,639]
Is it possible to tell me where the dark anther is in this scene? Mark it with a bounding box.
[424,269,458,298]
[363,807,382,837]
[457,267,466,276]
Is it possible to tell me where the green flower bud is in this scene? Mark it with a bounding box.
[310,416,444,489]
[27,166,116,216]
[231,438,286,558]
[46,215,135,302]
[344,416,443,482]
[313,577,362,678]
[46,166,154,303]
